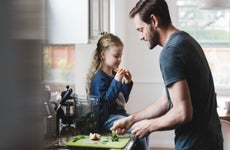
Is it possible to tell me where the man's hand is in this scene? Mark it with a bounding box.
[131,119,151,138]
[110,116,133,135]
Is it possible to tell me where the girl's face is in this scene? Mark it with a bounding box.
[101,45,123,70]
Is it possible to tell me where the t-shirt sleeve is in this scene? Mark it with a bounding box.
[160,46,186,87]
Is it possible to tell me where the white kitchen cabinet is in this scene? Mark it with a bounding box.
[46,0,111,44]
[46,0,89,44]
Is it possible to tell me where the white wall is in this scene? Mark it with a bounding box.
[74,0,177,148]
[74,44,92,95]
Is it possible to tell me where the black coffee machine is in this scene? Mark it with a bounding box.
[55,86,76,135]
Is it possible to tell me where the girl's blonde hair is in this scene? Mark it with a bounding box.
[86,33,124,95]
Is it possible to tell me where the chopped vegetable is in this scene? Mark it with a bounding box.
[111,132,119,142]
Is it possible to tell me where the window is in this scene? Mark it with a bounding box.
[203,48,230,86]
[45,0,87,93]
[177,0,230,92]
[177,0,230,45]
[43,45,75,93]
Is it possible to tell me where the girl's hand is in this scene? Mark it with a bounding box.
[124,70,132,84]
[114,68,126,82]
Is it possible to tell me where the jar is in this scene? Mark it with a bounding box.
[74,95,99,134]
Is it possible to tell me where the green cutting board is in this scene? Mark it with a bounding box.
[66,135,130,149]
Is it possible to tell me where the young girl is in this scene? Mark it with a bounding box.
[86,33,133,131]
[86,33,149,150]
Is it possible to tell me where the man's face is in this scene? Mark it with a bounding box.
[133,14,159,49]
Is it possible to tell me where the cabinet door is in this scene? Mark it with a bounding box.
[47,0,88,44]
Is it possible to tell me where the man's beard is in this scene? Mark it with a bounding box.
[148,26,159,50]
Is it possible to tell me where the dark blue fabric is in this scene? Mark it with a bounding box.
[160,31,223,150]
[90,70,133,126]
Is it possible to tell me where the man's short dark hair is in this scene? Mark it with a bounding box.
[129,0,172,27]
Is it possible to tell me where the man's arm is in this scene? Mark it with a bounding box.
[131,91,169,122]
[111,89,169,134]
[131,80,193,137]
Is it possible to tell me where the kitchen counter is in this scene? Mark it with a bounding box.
[217,97,230,122]
[218,108,230,122]
[46,127,136,150]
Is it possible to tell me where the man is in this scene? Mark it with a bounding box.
[111,0,223,149]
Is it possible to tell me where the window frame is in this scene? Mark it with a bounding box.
[89,0,111,41]
[177,4,230,45]
[175,0,230,96]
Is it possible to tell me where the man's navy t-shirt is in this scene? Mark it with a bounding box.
[160,31,223,149]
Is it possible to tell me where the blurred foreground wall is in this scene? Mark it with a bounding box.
[0,0,45,150]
